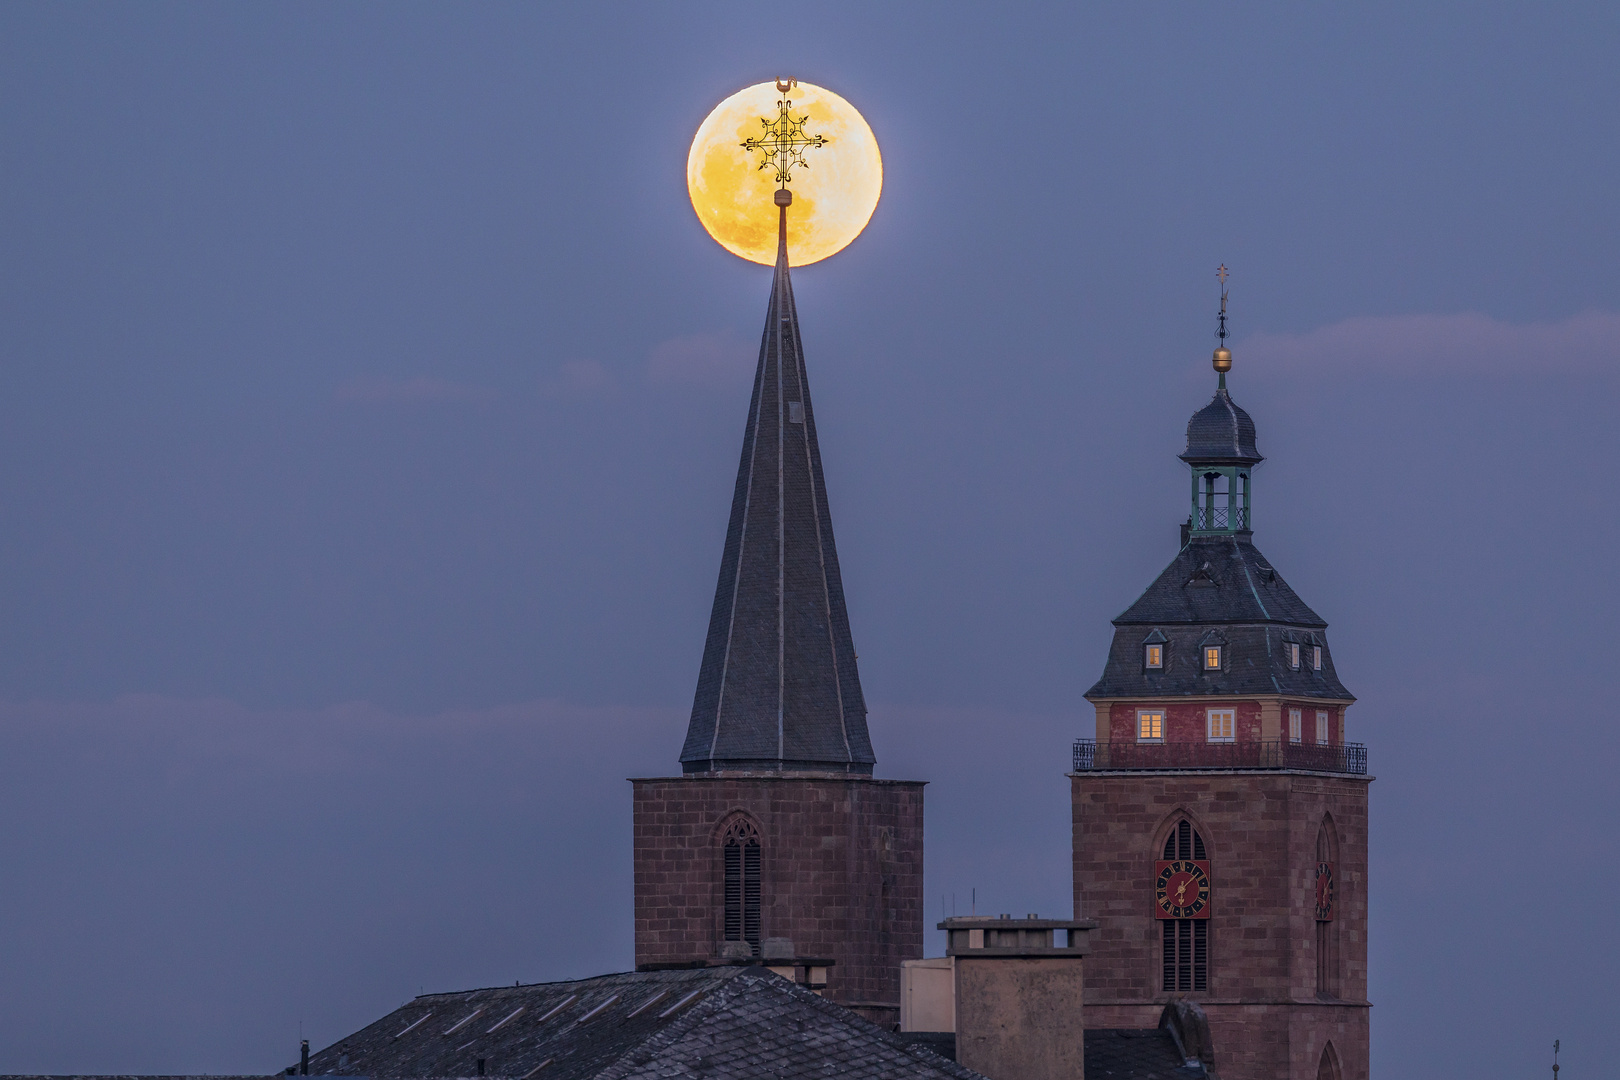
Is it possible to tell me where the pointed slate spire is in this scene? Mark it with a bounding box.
[680,196,874,774]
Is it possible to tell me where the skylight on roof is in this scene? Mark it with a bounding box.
[442,1009,485,1036]
[657,989,706,1019]
[573,994,621,1025]
[625,990,671,1018]
[486,1006,527,1033]
[532,996,577,1026]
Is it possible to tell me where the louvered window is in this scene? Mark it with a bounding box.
[1161,820,1209,992]
[722,819,761,954]
[1315,822,1339,997]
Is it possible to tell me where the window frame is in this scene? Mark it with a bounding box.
[1288,642,1301,670]
[1145,643,1163,670]
[1203,645,1223,671]
[1206,707,1236,743]
[1289,707,1303,744]
[1136,708,1165,743]
[1316,710,1330,745]
[1312,645,1323,671]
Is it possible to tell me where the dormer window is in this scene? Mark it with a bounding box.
[1288,642,1300,670]
[1312,646,1323,671]
[1204,646,1222,670]
[1143,629,1167,670]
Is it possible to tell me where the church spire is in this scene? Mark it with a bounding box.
[680,85,873,775]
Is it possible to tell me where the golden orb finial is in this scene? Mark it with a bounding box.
[1213,346,1232,372]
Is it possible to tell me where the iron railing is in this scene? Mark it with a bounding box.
[1072,738,1367,775]
[1195,505,1249,530]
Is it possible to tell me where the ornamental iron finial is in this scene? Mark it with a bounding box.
[1213,265,1232,386]
[742,78,829,199]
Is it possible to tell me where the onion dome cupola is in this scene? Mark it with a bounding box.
[1181,272,1262,536]
[1085,270,1353,704]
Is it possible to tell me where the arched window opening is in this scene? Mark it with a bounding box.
[722,819,761,955]
[1160,819,1209,993]
[1315,818,1339,998]
[1316,1041,1341,1080]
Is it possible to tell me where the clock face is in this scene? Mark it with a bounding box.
[1154,860,1211,919]
[1315,862,1335,920]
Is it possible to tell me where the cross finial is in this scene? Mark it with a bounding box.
[1212,265,1233,384]
[742,78,829,195]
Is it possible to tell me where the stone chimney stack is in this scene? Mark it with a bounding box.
[941,915,1095,1080]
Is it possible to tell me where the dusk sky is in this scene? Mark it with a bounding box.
[1,5,1616,1078]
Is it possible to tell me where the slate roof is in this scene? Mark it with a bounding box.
[680,207,873,774]
[1113,533,1325,627]
[1180,386,1262,465]
[1086,509,1353,699]
[301,967,983,1080]
[1084,1030,1209,1079]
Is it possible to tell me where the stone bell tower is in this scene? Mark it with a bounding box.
[631,89,923,1029]
[1072,275,1371,1080]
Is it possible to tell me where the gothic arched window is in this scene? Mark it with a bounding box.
[1316,1041,1341,1080]
[722,818,761,955]
[1161,819,1209,992]
[1315,817,1340,997]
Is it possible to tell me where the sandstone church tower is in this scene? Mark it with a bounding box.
[1073,292,1371,1080]
[632,182,923,1028]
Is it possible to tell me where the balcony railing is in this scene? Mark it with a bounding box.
[1072,738,1367,775]
[1195,505,1249,530]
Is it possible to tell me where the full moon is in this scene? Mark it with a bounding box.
[688,81,882,266]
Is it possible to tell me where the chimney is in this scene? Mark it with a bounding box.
[940,915,1095,1080]
[299,1040,309,1076]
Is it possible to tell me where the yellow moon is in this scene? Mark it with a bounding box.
[688,81,882,266]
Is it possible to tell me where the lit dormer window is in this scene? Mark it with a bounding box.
[1143,629,1167,670]
[1204,646,1222,670]
[1312,646,1323,671]
[1288,642,1300,669]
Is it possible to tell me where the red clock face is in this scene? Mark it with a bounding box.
[1154,860,1211,919]
[1315,862,1335,920]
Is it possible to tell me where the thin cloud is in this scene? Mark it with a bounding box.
[1239,310,1620,377]
[334,376,495,404]
[647,331,755,385]
[538,358,617,397]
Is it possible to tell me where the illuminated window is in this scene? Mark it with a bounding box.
[1207,708,1235,742]
[1316,711,1330,744]
[1289,708,1302,743]
[1137,709,1164,742]
[1288,642,1300,670]
[1313,646,1323,671]
[1204,646,1222,670]
[1145,644,1163,669]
